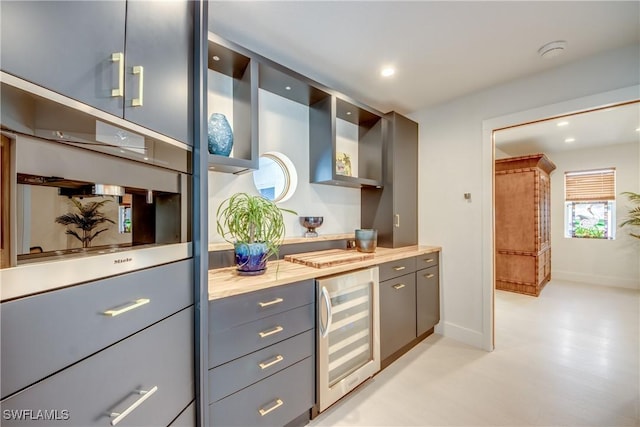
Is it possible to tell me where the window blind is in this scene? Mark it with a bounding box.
[565,168,616,201]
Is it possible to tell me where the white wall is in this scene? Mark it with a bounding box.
[208,89,361,242]
[411,44,640,349]
[550,142,639,289]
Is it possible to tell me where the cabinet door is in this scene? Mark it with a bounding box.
[379,273,416,360]
[390,113,418,247]
[124,0,193,145]
[417,266,440,335]
[0,1,125,116]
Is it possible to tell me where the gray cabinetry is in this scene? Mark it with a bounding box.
[1,307,194,426]
[208,280,315,426]
[362,112,418,247]
[1,259,193,399]
[379,272,417,361]
[416,253,440,336]
[0,0,193,145]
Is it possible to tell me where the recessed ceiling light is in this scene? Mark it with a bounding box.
[212,55,220,61]
[636,127,640,132]
[538,40,568,59]
[346,111,352,115]
[557,121,569,127]
[564,137,575,143]
[381,67,395,77]
[285,86,291,91]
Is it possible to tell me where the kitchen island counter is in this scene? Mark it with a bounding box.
[208,245,441,300]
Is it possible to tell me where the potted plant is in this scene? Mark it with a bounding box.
[620,191,640,239]
[216,193,295,275]
[55,198,115,248]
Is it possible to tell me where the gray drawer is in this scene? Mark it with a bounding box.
[378,257,416,282]
[1,259,193,399]
[416,252,439,269]
[169,401,196,427]
[209,330,314,403]
[210,280,314,332]
[209,304,314,368]
[209,357,313,427]
[1,307,194,426]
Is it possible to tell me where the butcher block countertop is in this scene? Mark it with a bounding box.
[208,245,441,301]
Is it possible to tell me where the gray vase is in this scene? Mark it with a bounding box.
[208,113,234,156]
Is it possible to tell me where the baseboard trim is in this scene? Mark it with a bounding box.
[553,271,640,290]
[436,321,486,349]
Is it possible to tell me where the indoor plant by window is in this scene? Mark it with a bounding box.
[216,193,295,275]
[620,191,640,239]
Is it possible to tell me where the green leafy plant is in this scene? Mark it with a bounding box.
[55,198,115,248]
[216,193,296,260]
[620,191,640,239]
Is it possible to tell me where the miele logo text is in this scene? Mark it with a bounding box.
[114,257,133,264]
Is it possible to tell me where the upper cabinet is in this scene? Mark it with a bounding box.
[206,34,258,174]
[0,0,193,146]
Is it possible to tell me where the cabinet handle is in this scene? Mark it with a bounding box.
[424,258,435,263]
[258,325,284,338]
[394,214,400,228]
[424,274,435,279]
[111,52,124,97]
[393,266,406,271]
[393,283,406,290]
[258,354,284,370]
[258,297,283,308]
[110,386,158,426]
[258,399,284,417]
[103,298,150,317]
[132,65,144,107]
[320,286,333,339]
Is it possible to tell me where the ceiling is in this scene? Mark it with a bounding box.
[494,101,640,156]
[208,1,640,115]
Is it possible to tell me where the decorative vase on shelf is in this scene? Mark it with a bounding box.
[208,113,234,156]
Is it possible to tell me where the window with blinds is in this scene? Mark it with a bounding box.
[564,168,616,239]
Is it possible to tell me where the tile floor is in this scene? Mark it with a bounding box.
[309,280,640,426]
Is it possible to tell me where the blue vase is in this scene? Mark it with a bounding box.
[234,242,268,275]
[208,113,234,156]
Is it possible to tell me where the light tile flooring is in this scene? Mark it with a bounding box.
[309,280,640,426]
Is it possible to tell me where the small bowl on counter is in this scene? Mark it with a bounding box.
[300,216,323,237]
[355,229,377,253]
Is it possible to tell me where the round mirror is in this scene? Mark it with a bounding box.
[253,152,298,203]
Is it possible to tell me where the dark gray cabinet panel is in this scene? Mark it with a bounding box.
[378,257,416,282]
[1,260,193,399]
[416,252,439,270]
[124,0,193,144]
[209,304,314,368]
[0,1,126,116]
[209,357,313,427]
[362,112,418,247]
[1,307,194,427]
[210,280,314,332]
[379,272,417,360]
[170,401,196,427]
[417,265,440,336]
[209,330,314,403]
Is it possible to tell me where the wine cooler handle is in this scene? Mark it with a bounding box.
[320,286,333,338]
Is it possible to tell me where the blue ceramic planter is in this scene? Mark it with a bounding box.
[234,242,268,275]
[208,113,234,156]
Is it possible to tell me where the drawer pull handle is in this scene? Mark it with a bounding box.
[394,214,400,228]
[259,354,284,370]
[393,266,406,271]
[258,325,284,338]
[425,273,435,279]
[132,65,144,107]
[424,258,435,263]
[393,283,406,290]
[110,386,158,426]
[258,297,284,308]
[258,399,284,417]
[103,298,150,317]
[111,52,124,97]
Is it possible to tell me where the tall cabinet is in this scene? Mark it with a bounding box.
[362,112,418,247]
[495,153,556,296]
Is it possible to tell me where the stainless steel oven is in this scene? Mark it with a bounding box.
[0,73,192,301]
[316,266,380,412]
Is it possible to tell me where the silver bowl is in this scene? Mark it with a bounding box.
[300,216,323,237]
